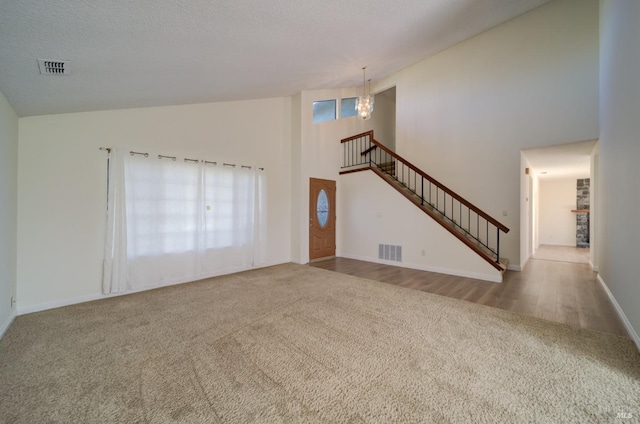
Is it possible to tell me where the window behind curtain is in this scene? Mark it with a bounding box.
[203,165,254,249]
[126,156,201,257]
[105,149,267,293]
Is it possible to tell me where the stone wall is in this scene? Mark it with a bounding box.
[576,178,590,248]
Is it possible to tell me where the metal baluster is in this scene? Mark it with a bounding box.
[414,171,416,194]
[496,228,500,263]
[444,192,446,216]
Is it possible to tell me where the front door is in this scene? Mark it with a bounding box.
[309,178,336,261]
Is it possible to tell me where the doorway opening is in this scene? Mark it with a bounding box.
[521,140,597,268]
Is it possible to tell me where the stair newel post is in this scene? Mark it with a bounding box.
[421,177,424,205]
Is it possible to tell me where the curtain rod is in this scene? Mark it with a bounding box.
[98,147,265,170]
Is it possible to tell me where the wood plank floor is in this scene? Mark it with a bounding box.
[533,244,590,264]
[309,257,628,337]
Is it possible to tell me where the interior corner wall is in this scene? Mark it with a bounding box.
[0,89,19,335]
[598,0,640,345]
[589,143,598,270]
[368,87,396,151]
[373,0,599,269]
[290,93,302,263]
[17,98,292,312]
[538,178,580,247]
[519,154,532,269]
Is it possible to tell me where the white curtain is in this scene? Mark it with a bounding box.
[103,147,128,294]
[103,149,267,295]
[201,164,255,275]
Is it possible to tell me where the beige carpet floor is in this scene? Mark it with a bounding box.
[1,264,639,423]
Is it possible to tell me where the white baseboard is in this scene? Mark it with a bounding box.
[597,274,640,351]
[17,293,104,316]
[589,260,599,272]
[17,261,290,316]
[0,309,18,340]
[517,256,528,272]
[538,242,577,247]
[339,254,502,283]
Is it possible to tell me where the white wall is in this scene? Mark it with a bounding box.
[339,171,502,282]
[538,178,578,246]
[0,89,19,337]
[598,0,640,347]
[532,174,540,253]
[518,156,541,268]
[589,143,598,270]
[519,155,532,268]
[17,98,292,312]
[374,0,599,269]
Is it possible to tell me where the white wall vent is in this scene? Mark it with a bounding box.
[379,244,402,262]
[37,59,71,75]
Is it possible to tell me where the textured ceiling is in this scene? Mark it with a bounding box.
[0,0,551,117]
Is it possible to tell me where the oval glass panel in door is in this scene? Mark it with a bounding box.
[317,189,329,228]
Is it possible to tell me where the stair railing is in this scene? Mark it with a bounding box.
[340,131,509,265]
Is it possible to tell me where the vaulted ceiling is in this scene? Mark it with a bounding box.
[0,0,551,117]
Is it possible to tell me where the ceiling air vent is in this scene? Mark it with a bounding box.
[37,59,71,75]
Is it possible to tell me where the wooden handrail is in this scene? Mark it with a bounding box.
[360,145,378,156]
[341,131,510,233]
[341,130,374,143]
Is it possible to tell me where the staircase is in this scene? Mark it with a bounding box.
[340,131,509,272]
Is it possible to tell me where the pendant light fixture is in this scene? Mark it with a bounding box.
[356,67,374,120]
